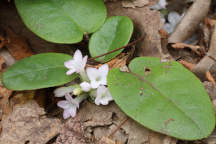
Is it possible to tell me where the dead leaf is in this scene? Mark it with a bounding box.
[99,137,121,144]
[55,102,177,144]
[206,71,216,86]
[5,28,33,60]
[87,47,134,70]
[171,43,202,56]
[0,34,6,49]
[179,60,195,71]
[0,101,61,144]
[10,91,35,106]
[107,1,163,57]
[122,0,149,8]
[0,49,15,66]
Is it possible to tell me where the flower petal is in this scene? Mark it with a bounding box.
[54,86,74,97]
[73,49,83,63]
[99,64,109,77]
[68,107,77,118]
[90,80,100,89]
[63,109,71,119]
[82,55,88,69]
[64,60,74,68]
[86,67,98,80]
[65,93,79,108]
[80,82,91,92]
[94,86,113,105]
[66,69,76,75]
[57,101,70,109]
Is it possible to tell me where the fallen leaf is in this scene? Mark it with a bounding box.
[0,49,15,66]
[107,1,163,57]
[87,47,134,69]
[171,43,202,56]
[206,71,216,86]
[5,27,33,60]
[99,137,121,144]
[0,101,62,144]
[55,102,176,144]
[122,0,149,8]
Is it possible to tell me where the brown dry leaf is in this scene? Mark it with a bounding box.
[148,132,177,144]
[107,1,164,58]
[0,101,62,144]
[10,91,36,106]
[206,71,216,86]
[5,28,33,60]
[55,102,176,144]
[0,49,16,66]
[99,137,121,144]
[0,56,12,119]
[87,47,134,70]
[122,0,149,8]
[0,85,12,120]
[0,34,6,49]
[171,43,202,56]
[179,60,195,71]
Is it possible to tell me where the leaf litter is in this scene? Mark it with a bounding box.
[0,0,216,144]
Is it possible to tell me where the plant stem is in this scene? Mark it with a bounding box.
[88,35,144,61]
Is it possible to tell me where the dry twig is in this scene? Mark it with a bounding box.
[169,0,211,43]
[193,26,216,80]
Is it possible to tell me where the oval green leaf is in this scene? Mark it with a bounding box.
[15,0,107,44]
[2,53,77,90]
[108,57,215,140]
[89,16,133,62]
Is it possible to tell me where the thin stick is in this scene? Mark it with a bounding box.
[108,117,129,138]
[88,35,144,61]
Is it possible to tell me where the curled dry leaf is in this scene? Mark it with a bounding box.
[169,0,211,43]
[193,26,216,80]
[0,101,62,144]
[87,47,134,70]
[171,43,202,56]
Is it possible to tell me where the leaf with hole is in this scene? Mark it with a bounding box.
[108,57,215,140]
[89,16,133,62]
[2,53,77,90]
[15,0,107,43]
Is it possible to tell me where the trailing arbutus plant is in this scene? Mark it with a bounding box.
[2,0,215,140]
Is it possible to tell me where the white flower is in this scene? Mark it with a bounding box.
[86,64,109,89]
[80,81,91,92]
[54,85,81,97]
[54,86,75,97]
[94,85,113,105]
[64,49,88,75]
[150,0,167,10]
[57,94,79,119]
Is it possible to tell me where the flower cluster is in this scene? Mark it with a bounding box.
[54,50,113,119]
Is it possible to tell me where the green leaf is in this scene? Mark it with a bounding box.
[108,57,215,140]
[15,0,107,44]
[89,16,133,62]
[2,53,77,90]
